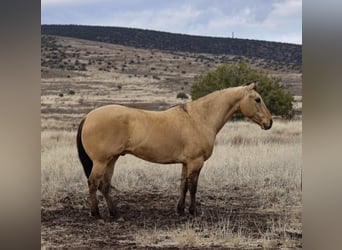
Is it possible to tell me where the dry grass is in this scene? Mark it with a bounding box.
[41,120,301,195]
[134,212,300,249]
[41,120,301,248]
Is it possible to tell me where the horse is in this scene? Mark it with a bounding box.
[76,81,272,219]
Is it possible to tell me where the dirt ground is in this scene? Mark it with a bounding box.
[41,185,301,249]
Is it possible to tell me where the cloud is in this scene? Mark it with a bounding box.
[75,4,203,34]
[41,0,109,7]
[41,0,84,7]
[41,0,302,44]
[259,0,302,43]
[272,0,302,17]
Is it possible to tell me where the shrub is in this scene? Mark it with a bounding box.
[79,64,87,71]
[191,61,294,119]
[177,92,188,99]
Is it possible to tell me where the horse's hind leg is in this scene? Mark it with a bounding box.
[100,157,119,218]
[88,160,109,218]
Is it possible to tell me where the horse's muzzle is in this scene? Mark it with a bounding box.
[262,119,273,130]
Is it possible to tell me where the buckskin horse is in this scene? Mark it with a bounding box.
[76,82,272,218]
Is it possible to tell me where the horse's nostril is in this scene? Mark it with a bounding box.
[262,120,273,130]
[265,120,273,130]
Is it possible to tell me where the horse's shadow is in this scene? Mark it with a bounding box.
[93,187,275,233]
[43,186,283,235]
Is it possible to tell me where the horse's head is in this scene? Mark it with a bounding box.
[239,82,273,130]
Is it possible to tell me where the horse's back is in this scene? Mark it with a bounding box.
[81,104,194,163]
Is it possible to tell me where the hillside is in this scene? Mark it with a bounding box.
[41,24,301,71]
[41,35,302,130]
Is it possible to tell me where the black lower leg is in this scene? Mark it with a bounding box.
[177,177,188,215]
[188,175,199,216]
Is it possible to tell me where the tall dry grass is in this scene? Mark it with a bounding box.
[41,120,301,248]
[41,120,301,198]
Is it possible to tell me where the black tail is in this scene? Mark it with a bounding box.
[76,118,93,179]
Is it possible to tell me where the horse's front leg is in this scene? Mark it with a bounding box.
[177,164,188,215]
[187,158,204,216]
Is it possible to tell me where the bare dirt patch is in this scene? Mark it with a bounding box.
[41,185,301,249]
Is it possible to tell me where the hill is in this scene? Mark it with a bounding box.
[41,35,302,130]
[41,24,301,71]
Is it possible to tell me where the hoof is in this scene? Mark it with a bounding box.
[91,208,101,219]
[177,210,185,216]
[109,210,120,219]
[177,205,185,216]
[189,207,197,216]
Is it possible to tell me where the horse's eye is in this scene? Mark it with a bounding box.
[255,98,261,103]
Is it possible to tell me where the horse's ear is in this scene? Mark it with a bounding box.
[243,81,257,90]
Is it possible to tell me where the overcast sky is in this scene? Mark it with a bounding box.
[41,0,302,44]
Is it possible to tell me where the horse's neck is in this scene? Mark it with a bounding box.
[188,87,244,135]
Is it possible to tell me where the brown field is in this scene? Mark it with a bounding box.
[41,36,302,249]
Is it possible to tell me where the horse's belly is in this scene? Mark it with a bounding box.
[128,141,184,164]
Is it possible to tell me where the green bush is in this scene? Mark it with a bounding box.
[177,92,188,99]
[191,61,294,119]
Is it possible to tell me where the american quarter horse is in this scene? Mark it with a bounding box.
[76,81,273,218]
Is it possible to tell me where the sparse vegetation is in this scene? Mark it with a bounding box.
[41,24,302,71]
[41,35,302,249]
[41,35,88,71]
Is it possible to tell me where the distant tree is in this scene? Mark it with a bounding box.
[191,61,294,119]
